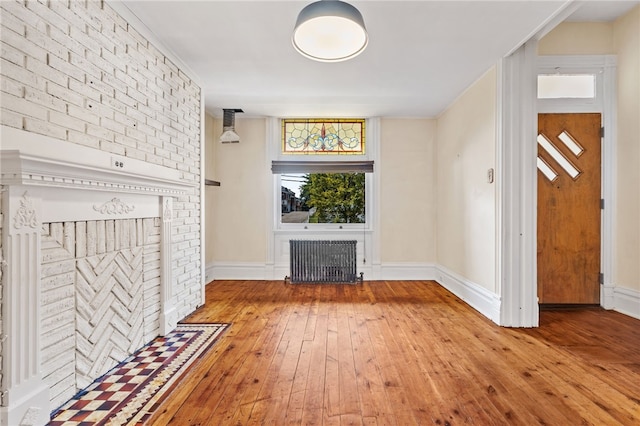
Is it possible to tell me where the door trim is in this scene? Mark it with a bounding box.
[497,40,539,327]
[497,51,617,327]
[537,55,617,309]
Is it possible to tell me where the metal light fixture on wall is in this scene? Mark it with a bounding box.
[292,0,368,62]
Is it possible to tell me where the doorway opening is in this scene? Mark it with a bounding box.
[536,55,616,309]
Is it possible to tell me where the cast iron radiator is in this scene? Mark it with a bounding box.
[288,240,362,284]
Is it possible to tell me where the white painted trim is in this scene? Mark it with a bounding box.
[205,262,215,284]
[0,383,49,426]
[160,197,177,334]
[436,265,502,324]
[602,283,615,310]
[368,118,382,273]
[1,187,50,426]
[266,117,279,279]
[15,188,160,224]
[537,55,616,113]
[379,263,437,281]
[209,261,434,281]
[600,56,617,308]
[497,40,539,327]
[0,126,194,196]
[611,287,640,320]
[538,54,618,69]
[209,261,431,282]
[495,57,504,324]
[200,93,206,306]
[209,262,273,281]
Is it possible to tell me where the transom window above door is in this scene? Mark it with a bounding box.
[537,74,596,99]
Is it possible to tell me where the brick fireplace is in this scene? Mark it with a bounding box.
[0,126,194,425]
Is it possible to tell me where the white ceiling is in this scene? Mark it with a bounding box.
[119,0,639,118]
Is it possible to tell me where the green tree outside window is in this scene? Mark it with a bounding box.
[300,173,365,223]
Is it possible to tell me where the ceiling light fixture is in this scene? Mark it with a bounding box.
[292,0,368,62]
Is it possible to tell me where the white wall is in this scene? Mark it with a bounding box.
[205,116,439,279]
[380,118,437,264]
[206,116,268,264]
[613,6,640,296]
[204,113,217,267]
[435,67,498,293]
[538,22,614,55]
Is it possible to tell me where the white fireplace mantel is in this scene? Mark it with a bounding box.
[1,125,192,196]
[0,125,196,426]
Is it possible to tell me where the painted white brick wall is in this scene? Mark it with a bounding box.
[0,0,202,408]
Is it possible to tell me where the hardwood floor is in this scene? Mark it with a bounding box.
[148,280,640,425]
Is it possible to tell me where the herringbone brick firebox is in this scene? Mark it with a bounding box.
[40,219,162,410]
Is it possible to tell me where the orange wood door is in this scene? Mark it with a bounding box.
[537,113,601,304]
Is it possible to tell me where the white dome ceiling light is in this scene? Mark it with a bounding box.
[292,0,368,62]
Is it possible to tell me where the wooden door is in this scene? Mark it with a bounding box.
[537,113,601,304]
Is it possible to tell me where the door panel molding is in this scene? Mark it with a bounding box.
[537,113,602,304]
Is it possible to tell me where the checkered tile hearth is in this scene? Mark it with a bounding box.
[49,323,228,426]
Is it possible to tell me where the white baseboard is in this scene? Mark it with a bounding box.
[611,286,640,320]
[434,265,501,325]
[206,261,438,282]
[205,261,637,325]
[205,261,499,323]
[378,262,438,280]
[206,262,268,281]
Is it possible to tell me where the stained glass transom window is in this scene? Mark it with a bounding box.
[283,119,365,155]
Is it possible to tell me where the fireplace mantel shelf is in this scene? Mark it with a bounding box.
[0,126,195,196]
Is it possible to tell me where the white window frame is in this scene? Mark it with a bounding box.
[537,73,597,100]
[537,56,608,113]
[272,118,376,232]
[265,117,381,280]
[275,172,373,231]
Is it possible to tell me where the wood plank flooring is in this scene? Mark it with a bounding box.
[147,280,640,425]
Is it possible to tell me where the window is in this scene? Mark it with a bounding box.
[282,118,365,154]
[274,118,372,227]
[537,74,595,99]
[281,172,365,224]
